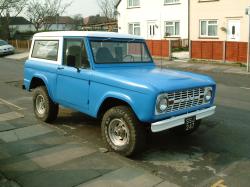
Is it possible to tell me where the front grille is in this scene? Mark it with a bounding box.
[166,88,206,112]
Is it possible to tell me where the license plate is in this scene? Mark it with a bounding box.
[185,116,196,131]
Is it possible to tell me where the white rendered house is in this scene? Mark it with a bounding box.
[116,0,189,40]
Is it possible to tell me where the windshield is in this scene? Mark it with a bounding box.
[90,39,152,64]
[0,40,8,46]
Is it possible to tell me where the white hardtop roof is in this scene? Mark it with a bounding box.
[34,31,144,40]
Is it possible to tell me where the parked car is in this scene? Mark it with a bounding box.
[23,31,216,156]
[0,39,15,56]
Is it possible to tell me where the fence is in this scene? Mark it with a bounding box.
[191,41,248,63]
[146,40,170,58]
[8,40,32,49]
[171,39,189,48]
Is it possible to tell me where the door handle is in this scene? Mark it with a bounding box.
[57,67,64,70]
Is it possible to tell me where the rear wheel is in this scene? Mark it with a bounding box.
[101,106,146,156]
[33,86,58,122]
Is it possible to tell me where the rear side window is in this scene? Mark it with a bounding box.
[31,40,59,61]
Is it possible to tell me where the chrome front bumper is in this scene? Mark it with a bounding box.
[151,106,216,133]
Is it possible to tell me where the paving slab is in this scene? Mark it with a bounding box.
[0,104,12,114]
[5,116,39,129]
[0,132,68,158]
[78,166,163,187]
[0,150,11,160]
[0,112,24,122]
[17,152,123,187]
[156,181,180,187]
[0,173,20,187]
[0,123,16,132]
[0,124,53,143]
[52,152,123,176]
[17,164,100,187]
[0,155,41,179]
[26,142,96,168]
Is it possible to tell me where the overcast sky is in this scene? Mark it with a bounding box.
[64,0,101,17]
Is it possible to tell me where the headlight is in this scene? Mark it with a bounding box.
[204,87,213,102]
[156,94,168,114]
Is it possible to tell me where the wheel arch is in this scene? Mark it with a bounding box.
[29,76,46,90]
[97,96,138,120]
[29,75,55,101]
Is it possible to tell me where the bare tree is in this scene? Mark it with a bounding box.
[0,0,26,39]
[71,14,83,30]
[98,0,118,21]
[26,0,71,31]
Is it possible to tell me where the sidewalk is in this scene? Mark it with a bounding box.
[0,82,177,187]
[4,50,29,61]
[155,59,250,75]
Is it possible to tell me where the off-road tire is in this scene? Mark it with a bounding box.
[33,86,58,122]
[101,106,146,157]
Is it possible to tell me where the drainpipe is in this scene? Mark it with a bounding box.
[246,6,250,72]
[248,7,250,72]
[188,0,191,59]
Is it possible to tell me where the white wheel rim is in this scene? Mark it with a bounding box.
[36,94,46,115]
[108,118,130,147]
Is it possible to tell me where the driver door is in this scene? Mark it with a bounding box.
[56,38,90,111]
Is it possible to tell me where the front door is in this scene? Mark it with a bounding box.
[227,20,241,41]
[56,38,90,111]
[147,21,158,39]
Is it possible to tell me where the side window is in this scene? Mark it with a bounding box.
[32,40,59,61]
[63,39,89,68]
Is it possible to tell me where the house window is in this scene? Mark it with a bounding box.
[200,20,218,37]
[128,23,140,36]
[128,0,140,8]
[165,21,180,37]
[164,0,180,4]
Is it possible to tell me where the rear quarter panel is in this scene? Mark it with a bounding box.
[24,60,58,101]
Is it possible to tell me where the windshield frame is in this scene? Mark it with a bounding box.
[88,37,153,65]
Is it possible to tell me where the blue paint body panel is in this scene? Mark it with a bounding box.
[24,36,216,124]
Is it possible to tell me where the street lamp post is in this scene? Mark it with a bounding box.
[246,6,250,72]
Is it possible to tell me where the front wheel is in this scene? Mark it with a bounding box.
[33,86,58,122]
[101,106,146,156]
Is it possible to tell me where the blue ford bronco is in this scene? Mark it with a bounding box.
[23,31,216,156]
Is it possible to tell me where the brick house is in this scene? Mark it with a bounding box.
[190,0,250,63]
[116,0,189,40]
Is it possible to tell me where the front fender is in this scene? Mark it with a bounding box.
[94,91,135,116]
[88,81,156,122]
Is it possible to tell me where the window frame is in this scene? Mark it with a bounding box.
[31,40,59,61]
[89,38,153,65]
[164,0,180,5]
[127,0,140,8]
[62,38,90,69]
[164,20,180,37]
[128,22,141,36]
[199,19,218,38]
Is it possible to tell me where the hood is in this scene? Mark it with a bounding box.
[94,65,216,93]
[0,44,14,50]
